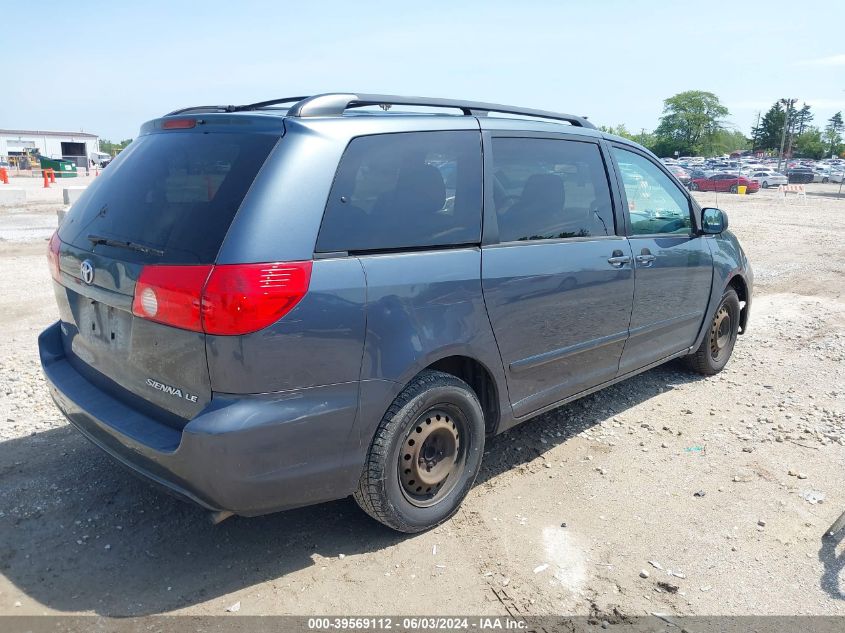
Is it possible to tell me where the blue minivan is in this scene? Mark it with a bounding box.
[39,93,752,532]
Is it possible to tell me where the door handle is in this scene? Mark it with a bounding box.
[635,248,656,267]
[607,250,632,268]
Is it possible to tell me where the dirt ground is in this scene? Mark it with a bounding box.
[0,179,843,617]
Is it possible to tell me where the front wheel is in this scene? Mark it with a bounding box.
[823,177,830,184]
[686,288,740,375]
[689,182,699,191]
[729,185,738,194]
[354,370,486,533]
[762,181,769,188]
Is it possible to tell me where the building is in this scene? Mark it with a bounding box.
[0,128,100,167]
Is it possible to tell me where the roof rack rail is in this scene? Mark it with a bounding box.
[165,105,238,116]
[285,93,595,129]
[165,96,308,117]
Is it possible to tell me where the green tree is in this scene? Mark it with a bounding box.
[599,124,656,153]
[653,90,729,155]
[599,123,633,138]
[701,129,750,156]
[823,112,844,156]
[794,103,814,136]
[752,102,787,152]
[99,138,133,156]
[793,128,826,159]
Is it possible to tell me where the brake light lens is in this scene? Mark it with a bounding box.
[132,265,212,332]
[131,261,312,335]
[47,231,61,282]
[202,262,312,335]
[162,118,196,129]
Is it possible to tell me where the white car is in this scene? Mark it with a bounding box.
[813,169,832,183]
[749,170,787,188]
[830,170,845,183]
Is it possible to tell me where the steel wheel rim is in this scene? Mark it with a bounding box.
[398,406,467,508]
[710,305,732,361]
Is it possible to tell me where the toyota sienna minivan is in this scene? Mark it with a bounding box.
[39,93,752,532]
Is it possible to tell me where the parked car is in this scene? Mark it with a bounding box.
[786,168,814,184]
[89,152,112,168]
[40,93,752,533]
[667,165,691,185]
[813,169,831,183]
[689,173,760,193]
[749,170,787,188]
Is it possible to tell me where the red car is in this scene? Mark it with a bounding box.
[689,174,759,193]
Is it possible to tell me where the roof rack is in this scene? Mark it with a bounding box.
[164,94,595,129]
[165,96,308,116]
[285,93,594,128]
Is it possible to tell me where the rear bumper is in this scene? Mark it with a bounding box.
[39,321,363,516]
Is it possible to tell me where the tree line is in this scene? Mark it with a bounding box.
[601,90,844,159]
[99,138,133,156]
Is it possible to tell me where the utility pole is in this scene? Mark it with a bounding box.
[777,98,797,173]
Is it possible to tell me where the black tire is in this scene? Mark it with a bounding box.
[686,288,740,375]
[689,182,699,191]
[823,177,829,184]
[353,370,486,533]
[762,181,769,189]
[729,184,738,194]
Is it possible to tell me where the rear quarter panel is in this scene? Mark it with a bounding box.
[354,249,510,449]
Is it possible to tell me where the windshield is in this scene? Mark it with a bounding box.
[60,131,278,264]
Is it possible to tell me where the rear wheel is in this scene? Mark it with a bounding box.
[354,370,485,533]
[686,288,740,375]
[823,177,830,184]
[762,180,769,188]
[689,182,699,191]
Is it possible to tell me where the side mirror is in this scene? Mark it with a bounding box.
[701,207,728,234]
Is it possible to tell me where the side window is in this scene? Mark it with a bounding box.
[611,147,692,236]
[491,138,615,242]
[316,131,482,252]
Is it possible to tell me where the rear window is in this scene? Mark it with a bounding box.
[316,131,482,253]
[59,131,278,264]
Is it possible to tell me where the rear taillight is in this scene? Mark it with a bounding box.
[202,262,312,335]
[132,265,212,332]
[131,261,312,335]
[47,231,61,282]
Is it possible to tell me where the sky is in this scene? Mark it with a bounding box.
[2,0,844,141]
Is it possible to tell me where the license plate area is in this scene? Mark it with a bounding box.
[78,299,131,350]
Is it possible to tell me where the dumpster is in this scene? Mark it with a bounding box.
[39,157,78,178]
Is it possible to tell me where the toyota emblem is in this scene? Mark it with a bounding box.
[80,260,95,285]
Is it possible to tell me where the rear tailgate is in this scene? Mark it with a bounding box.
[52,116,281,425]
[53,246,210,422]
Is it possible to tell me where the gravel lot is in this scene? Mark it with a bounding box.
[0,180,843,617]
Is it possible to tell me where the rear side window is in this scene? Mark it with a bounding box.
[491,138,615,242]
[59,131,278,264]
[316,131,482,253]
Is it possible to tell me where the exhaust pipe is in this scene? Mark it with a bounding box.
[209,510,235,525]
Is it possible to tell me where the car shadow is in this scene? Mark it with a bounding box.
[819,518,845,601]
[0,362,703,615]
[477,360,703,486]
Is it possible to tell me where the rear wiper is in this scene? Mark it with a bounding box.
[88,234,164,257]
